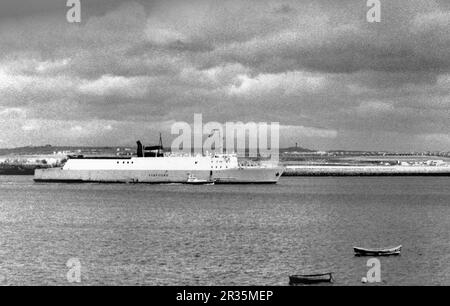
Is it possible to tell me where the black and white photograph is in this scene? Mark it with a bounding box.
[0,0,449,293]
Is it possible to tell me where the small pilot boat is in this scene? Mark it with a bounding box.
[289,272,334,285]
[354,245,402,256]
[186,174,213,185]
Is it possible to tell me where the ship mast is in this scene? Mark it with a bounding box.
[159,133,163,156]
[210,129,223,154]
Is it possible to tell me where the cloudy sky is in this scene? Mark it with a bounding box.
[0,0,449,151]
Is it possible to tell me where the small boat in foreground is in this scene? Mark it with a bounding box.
[289,273,334,285]
[354,245,402,256]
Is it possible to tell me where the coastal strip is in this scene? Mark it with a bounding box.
[283,165,450,176]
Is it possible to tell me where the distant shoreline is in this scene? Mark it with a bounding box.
[284,165,450,176]
[1,150,449,176]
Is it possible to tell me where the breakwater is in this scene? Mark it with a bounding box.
[283,165,450,176]
[0,155,66,175]
[0,164,44,175]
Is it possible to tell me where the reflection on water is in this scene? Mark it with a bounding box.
[0,176,449,285]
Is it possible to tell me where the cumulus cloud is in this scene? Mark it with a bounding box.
[355,101,395,117]
[145,19,187,46]
[412,10,450,30]
[0,107,26,119]
[0,67,75,100]
[281,125,338,139]
[228,71,326,97]
[78,75,153,98]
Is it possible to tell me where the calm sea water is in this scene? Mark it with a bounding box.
[0,175,449,286]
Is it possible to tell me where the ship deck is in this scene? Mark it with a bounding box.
[69,156,132,160]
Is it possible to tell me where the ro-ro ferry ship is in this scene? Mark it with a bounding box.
[34,138,283,184]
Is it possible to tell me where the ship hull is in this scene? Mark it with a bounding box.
[34,167,284,184]
[213,168,283,184]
